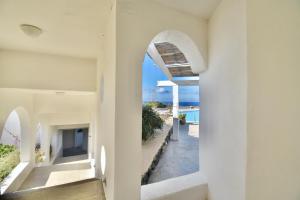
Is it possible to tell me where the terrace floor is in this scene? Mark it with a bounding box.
[148,123,199,183]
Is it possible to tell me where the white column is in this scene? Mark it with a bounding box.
[171,85,179,140]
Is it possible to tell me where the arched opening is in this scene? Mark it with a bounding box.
[1,110,21,148]
[0,107,31,182]
[141,31,203,185]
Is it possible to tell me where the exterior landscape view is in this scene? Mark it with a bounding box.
[141,53,200,184]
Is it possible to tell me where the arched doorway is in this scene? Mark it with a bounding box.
[141,30,203,185]
[1,110,21,148]
[0,107,31,182]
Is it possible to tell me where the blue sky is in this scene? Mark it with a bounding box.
[142,54,199,103]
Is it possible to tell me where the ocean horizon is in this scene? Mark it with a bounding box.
[144,101,200,106]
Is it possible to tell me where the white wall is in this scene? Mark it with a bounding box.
[0,49,97,92]
[199,0,247,200]
[95,2,116,200]
[50,128,62,163]
[246,0,300,199]
[141,172,208,200]
[34,93,95,114]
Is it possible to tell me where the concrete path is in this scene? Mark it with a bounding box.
[148,123,199,183]
[142,118,172,175]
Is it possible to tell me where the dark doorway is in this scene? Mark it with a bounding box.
[62,128,88,157]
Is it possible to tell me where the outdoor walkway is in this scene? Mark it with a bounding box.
[142,118,172,175]
[148,123,199,183]
[19,155,95,190]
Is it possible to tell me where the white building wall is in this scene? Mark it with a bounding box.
[34,93,95,114]
[0,49,97,92]
[49,128,63,163]
[246,0,300,199]
[198,0,247,200]
[95,2,117,200]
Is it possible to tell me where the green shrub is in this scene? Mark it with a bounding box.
[0,145,20,182]
[142,105,164,141]
[145,101,167,108]
[178,113,186,120]
[0,144,16,158]
[179,113,187,125]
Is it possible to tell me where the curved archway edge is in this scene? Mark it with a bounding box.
[1,107,32,162]
[149,30,207,74]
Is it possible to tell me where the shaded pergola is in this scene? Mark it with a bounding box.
[148,42,199,79]
[154,42,198,77]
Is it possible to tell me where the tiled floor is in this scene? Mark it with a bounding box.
[148,123,199,183]
[19,155,95,190]
[2,179,105,200]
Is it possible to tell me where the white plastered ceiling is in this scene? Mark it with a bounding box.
[0,0,111,58]
[153,0,222,19]
[0,0,221,58]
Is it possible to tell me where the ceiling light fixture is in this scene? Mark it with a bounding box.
[20,24,43,38]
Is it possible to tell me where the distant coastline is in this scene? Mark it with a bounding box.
[144,101,200,107]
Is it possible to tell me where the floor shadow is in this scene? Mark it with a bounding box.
[19,155,93,190]
[63,147,87,157]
